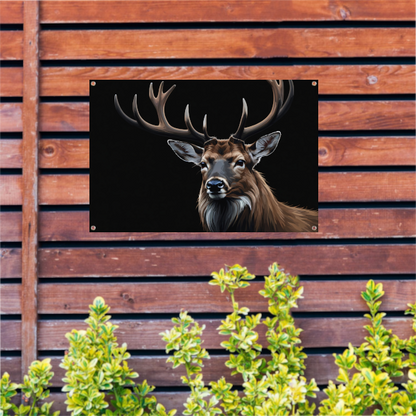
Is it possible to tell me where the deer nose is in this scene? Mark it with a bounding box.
[206,179,225,193]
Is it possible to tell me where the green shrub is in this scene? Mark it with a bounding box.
[1,263,415,416]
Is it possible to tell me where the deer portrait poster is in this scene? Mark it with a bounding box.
[90,80,318,233]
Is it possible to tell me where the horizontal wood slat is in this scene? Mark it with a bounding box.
[0,31,23,60]
[3,137,415,169]
[0,208,416,242]
[1,353,408,388]
[0,249,21,278]
[0,67,23,96]
[2,208,415,242]
[2,66,415,97]
[318,137,416,166]
[0,139,22,168]
[0,103,22,132]
[1,280,412,315]
[3,102,415,132]
[319,101,415,130]
[35,245,416,277]
[320,172,416,202]
[38,139,88,169]
[0,284,21,314]
[0,1,22,24]
[0,212,21,241]
[2,317,412,350]
[3,172,415,205]
[39,29,415,60]
[2,1,415,23]
[2,245,414,279]
[1,321,21,349]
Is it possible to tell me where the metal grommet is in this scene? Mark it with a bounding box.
[91,225,96,231]
[91,81,96,86]
[312,81,317,86]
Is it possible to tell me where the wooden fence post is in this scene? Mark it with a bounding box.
[21,0,40,380]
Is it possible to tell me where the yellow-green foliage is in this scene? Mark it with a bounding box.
[1,265,415,416]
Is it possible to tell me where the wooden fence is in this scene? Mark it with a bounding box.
[1,0,415,413]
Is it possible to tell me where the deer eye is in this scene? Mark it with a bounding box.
[235,159,245,168]
[200,161,207,169]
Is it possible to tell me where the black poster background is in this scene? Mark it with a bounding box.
[90,80,318,232]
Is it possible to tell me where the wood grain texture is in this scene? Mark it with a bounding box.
[35,245,415,277]
[319,101,415,130]
[0,248,21,278]
[0,103,22,132]
[35,102,416,132]
[0,212,22,242]
[36,208,416,240]
[0,67,23,96]
[2,317,412,350]
[38,65,416,96]
[0,320,21,350]
[0,175,22,205]
[319,137,416,166]
[1,209,415,242]
[320,172,416,202]
[0,139,22,168]
[0,284,21,314]
[39,139,89,168]
[0,1,23,24]
[2,172,415,205]
[1,353,408,388]
[38,174,89,205]
[39,28,415,60]
[35,280,415,314]
[4,137,414,169]
[40,0,415,23]
[0,31,23,60]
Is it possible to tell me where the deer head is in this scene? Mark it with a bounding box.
[114,80,295,231]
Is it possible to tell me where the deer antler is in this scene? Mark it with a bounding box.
[114,82,214,146]
[232,80,294,142]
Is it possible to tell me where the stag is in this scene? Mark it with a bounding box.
[114,80,318,232]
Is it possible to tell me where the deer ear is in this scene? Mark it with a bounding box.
[247,131,281,166]
[167,140,204,164]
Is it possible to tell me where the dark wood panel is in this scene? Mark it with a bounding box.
[0,284,21,314]
[0,103,22,132]
[35,245,415,277]
[0,175,22,205]
[2,317,411,350]
[39,29,415,60]
[3,137,412,169]
[39,139,89,168]
[319,101,415,130]
[0,212,22,242]
[39,0,415,23]
[0,67,22,96]
[0,139,22,168]
[0,31,23,60]
[35,102,416,132]
[320,172,416,202]
[36,208,416,240]
[319,137,416,166]
[0,248,21,278]
[36,280,414,314]
[39,65,416,96]
[0,320,21,350]
[1,209,415,242]
[0,1,23,24]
